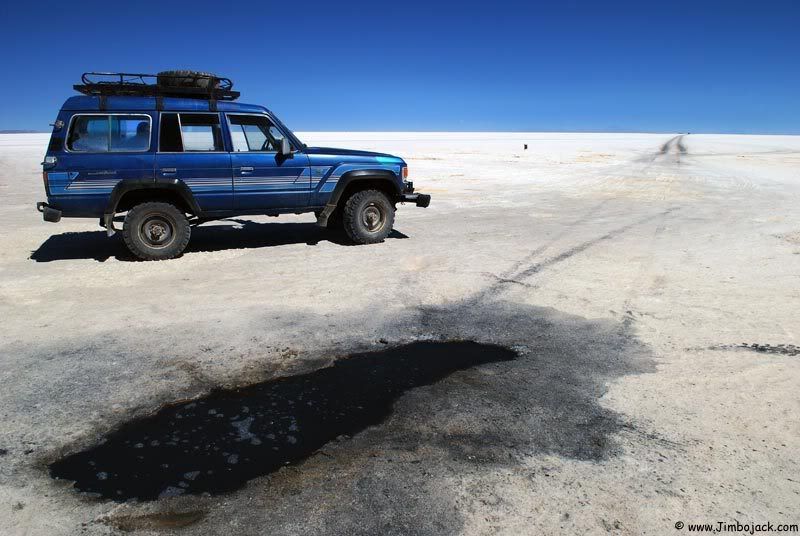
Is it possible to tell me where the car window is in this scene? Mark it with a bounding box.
[110,117,150,152]
[227,114,287,152]
[179,114,224,151]
[159,113,224,152]
[67,115,151,152]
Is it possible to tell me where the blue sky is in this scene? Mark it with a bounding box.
[1,0,798,133]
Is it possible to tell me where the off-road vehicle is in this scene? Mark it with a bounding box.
[37,71,430,260]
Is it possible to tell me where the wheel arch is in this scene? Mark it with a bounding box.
[337,173,399,204]
[106,179,201,216]
[316,170,401,226]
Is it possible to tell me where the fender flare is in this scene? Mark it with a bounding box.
[101,178,202,237]
[105,178,202,216]
[316,169,401,226]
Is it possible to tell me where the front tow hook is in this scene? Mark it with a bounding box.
[400,193,431,208]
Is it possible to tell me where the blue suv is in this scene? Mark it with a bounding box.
[37,71,430,260]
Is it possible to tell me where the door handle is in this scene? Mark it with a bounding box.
[160,168,177,175]
[240,166,254,173]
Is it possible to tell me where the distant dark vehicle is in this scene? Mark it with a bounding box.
[37,71,430,260]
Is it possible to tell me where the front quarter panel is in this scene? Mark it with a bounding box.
[308,153,405,206]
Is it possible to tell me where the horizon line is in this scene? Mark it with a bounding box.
[3,129,800,137]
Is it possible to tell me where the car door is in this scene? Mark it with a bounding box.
[155,112,232,212]
[225,113,310,210]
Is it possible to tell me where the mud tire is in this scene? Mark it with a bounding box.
[122,202,191,260]
[342,189,395,244]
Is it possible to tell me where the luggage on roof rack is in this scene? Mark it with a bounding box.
[73,71,240,100]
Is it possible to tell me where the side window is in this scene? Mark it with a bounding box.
[227,114,287,152]
[180,114,224,151]
[159,113,224,152]
[68,116,108,152]
[67,115,151,152]
[111,117,150,151]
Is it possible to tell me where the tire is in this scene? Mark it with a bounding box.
[342,189,395,244]
[122,202,191,260]
[157,70,218,90]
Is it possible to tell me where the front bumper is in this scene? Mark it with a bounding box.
[400,181,431,207]
[399,193,431,208]
[36,202,62,223]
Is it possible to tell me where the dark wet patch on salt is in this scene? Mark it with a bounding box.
[49,341,516,502]
[711,343,799,357]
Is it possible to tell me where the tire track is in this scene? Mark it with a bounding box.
[473,207,679,303]
[513,208,677,281]
[655,134,687,164]
[615,209,673,334]
[497,199,613,279]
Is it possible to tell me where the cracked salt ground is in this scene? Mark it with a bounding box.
[49,341,516,501]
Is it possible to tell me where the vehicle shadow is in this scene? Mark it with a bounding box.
[29,220,409,263]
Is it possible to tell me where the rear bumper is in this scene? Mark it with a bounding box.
[36,202,62,223]
[399,193,431,208]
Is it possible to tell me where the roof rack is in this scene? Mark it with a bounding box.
[73,72,240,100]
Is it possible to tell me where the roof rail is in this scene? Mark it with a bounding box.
[73,71,240,101]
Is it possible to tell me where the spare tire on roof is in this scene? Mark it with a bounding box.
[157,70,219,90]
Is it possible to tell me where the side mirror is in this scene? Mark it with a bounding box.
[280,137,291,156]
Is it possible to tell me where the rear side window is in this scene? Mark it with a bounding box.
[159,113,224,152]
[67,115,151,152]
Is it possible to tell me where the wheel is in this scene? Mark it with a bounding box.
[342,189,395,244]
[122,202,191,260]
[157,70,218,89]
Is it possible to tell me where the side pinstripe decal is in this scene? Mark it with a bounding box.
[48,172,122,193]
